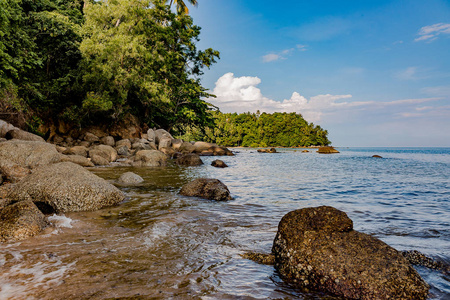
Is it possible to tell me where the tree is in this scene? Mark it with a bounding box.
[80,0,219,131]
[168,0,198,14]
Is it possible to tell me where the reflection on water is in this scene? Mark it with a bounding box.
[0,148,449,299]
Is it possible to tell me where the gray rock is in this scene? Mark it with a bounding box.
[83,132,99,143]
[147,129,156,142]
[179,178,232,201]
[176,153,203,166]
[117,172,144,184]
[272,206,429,299]
[0,201,47,242]
[59,154,95,167]
[116,139,131,150]
[179,141,195,153]
[5,128,45,142]
[7,162,125,213]
[90,154,109,166]
[154,129,173,144]
[89,145,117,162]
[100,136,115,147]
[158,137,172,149]
[0,120,16,138]
[63,145,89,157]
[116,145,130,156]
[0,140,61,168]
[131,150,167,167]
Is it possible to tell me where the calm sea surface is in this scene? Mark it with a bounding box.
[1,147,449,299]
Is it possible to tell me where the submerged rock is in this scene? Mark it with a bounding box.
[317,146,339,154]
[179,178,232,201]
[176,153,203,166]
[117,172,144,185]
[372,155,383,158]
[272,206,429,299]
[0,201,47,242]
[7,162,125,213]
[257,148,277,153]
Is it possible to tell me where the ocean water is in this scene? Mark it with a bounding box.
[0,147,449,299]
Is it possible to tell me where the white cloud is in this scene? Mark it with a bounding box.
[415,23,450,42]
[262,53,282,62]
[207,73,445,124]
[262,46,306,63]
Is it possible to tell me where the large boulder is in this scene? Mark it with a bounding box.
[317,146,339,154]
[176,153,203,166]
[100,136,115,147]
[5,128,45,142]
[7,162,125,213]
[0,201,47,242]
[0,140,61,168]
[131,150,167,167]
[179,178,232,201]
[154,129,173,144]
[272,206,429,299]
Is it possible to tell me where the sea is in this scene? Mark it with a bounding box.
[0,147,449,299]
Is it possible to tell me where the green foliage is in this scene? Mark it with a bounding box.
[180,111,331,147]
[80,0,219,130]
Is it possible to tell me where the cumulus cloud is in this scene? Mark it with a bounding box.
[207,73,444,124]
[415,23,450,42]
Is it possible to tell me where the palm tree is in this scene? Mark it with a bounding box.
[168,0,198,14]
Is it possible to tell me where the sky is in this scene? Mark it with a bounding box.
[187,0,450,147]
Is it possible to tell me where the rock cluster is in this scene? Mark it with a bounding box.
[272,206,429,299]
[257,147,277,153]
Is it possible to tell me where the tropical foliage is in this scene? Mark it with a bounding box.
[179,111,331,147]
[0,0,218,133]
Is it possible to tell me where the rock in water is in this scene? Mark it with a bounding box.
[272,206,429,299]
[117,172,144,185]
[0,201,47,242]
[317,146,339,154]
[211,160,228,168]
[176,153,203,166]
[179,178,232,201]
[7,162,125,213]
[131,150,167,167]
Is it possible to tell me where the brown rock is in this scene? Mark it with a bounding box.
[90,154,109,166]
[317,146,339,154]
[176,153,203,166]
[83,132,99,143]
[63,145,89,157]
[272,206,429,299]
[0,201,47,242]
[372,155,383,158]
[179,178,232,201]
[0,140,61,168]
[211,160,228,168]
[179,141,195,153]
[59,154,95,167]
[0,159,31,182]
[100,136,115,147]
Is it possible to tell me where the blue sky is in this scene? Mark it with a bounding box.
[189,0,450,147]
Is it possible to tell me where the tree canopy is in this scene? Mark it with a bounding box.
[179,111,331,147]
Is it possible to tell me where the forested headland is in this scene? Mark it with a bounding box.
[0,0,331,146]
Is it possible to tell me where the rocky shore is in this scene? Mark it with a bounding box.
[0,119,233,242]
